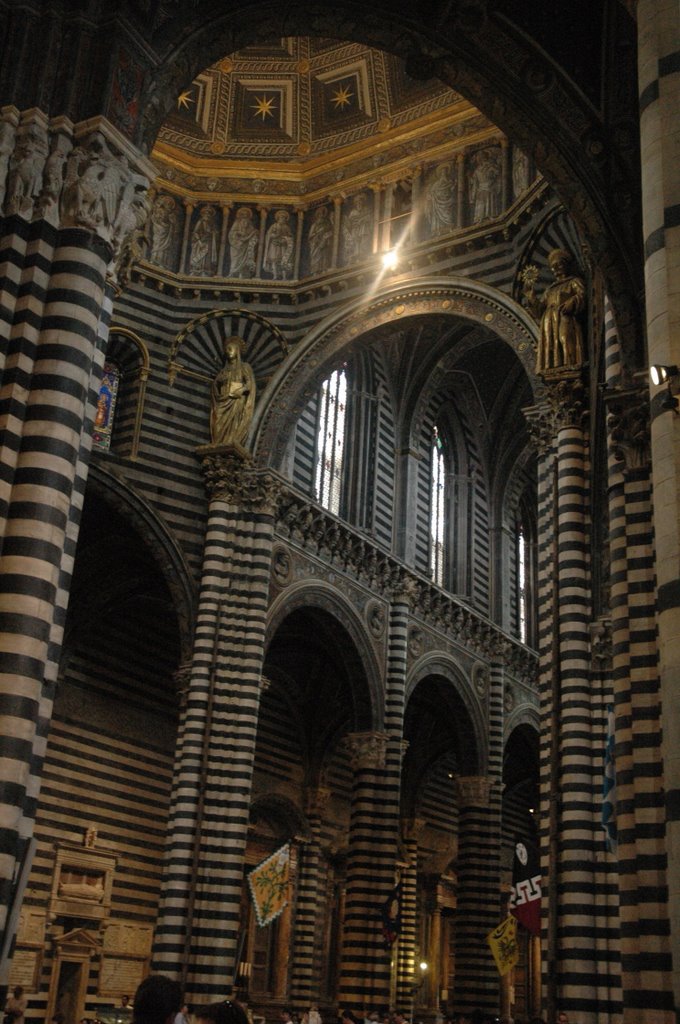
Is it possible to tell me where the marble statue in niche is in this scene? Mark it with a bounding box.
[308,204,333,274]
[468,148,501,222]
[342,192,372,263]
[263,209,294,280]
[228,206,259,278]
[210,336,256,447]
[521,247,586,373]
[424,162,456,235]
[149,194,179,268]
[190,204,219,276]
[512,147,531,199]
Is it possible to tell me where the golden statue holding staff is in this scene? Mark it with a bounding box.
[210,335,256,447]
[522,247,586,374]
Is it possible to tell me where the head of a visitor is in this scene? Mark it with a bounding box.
[133,976,182,1024]
[194,1002,249,1024]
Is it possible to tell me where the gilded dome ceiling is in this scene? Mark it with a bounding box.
[152,37,498,202]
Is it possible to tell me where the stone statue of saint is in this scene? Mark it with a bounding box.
[308,205,333,274]
[263,209,294,280]
[469,148,501,222]
[210,336,256,447]
[424,163,456,236]
[149,194,178,268]
[228,206,259,278]
[190,204,218,276]
[522,248,586,374]
[342,192,372,263]
[512,147,531,199]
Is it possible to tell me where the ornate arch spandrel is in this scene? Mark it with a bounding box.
[252,277,539,469]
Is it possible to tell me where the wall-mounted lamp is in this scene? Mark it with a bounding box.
[650,364,680,413]
[650,364,679,386]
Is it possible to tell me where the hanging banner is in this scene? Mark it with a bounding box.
[248,843,291,927]
[508,838,542,936]
[486,915,519,977]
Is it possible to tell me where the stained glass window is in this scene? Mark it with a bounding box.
[92,362,121,452]
[430,424,446,586]
[517,523,528,643]
[314,367,347,514]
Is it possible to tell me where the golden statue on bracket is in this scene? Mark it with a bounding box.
[210,335,256,448]
[521,247,586,375]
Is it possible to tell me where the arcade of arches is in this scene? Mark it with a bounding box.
[0,3,678,1024]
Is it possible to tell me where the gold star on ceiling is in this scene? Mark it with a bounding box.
[331,84,354,109]
[252,94,276,120]
[177,89,195,111]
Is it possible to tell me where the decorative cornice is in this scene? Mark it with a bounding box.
[198,443,282,510]
[275,485,538,687]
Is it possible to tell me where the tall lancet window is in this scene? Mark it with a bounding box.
[430,424,446,586]
[517,522,528,643]
[315,367,348,515]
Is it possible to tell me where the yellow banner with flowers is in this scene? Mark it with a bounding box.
[486,915,519,977]
[248,843,291,926]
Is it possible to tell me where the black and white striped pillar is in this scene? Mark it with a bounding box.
[153,446,280,999]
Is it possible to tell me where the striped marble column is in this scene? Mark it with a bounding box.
[338,730,395,1012]
[153,446,280,999]
[0,225,112,930]
[396,821,421,1011]
[451,774,499,1015]
[549,378,602,1018]
[607,384,674,1022]
[0,118,153,939]
[290,786,331,1009]
[637,1,680,1010]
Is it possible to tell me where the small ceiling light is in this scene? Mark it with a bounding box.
[419,961,428,972]
[650,364,679,386]
[382,249,399,270]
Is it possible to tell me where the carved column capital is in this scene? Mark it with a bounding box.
[197,444,281,512]
[402,817,427,842]
[344,730,389,771]
[306,785,333,818]
[524,375,587,448]
[453,774,494,808]
[605,384,651,472]
[590,616,612,672]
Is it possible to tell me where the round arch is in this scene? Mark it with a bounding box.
[405,651,487,774]
[504,702,541,743]
[249,791,311,842]
[86,462,197,661]
[133,0,641,364]
[266,579,385,731]
[251,276,539,469]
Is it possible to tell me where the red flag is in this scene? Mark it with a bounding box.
[508,839,541,936]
